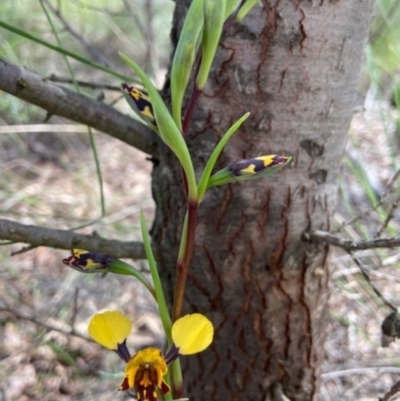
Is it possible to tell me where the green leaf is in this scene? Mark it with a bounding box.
[236,0,260,22]
[0,20,135,82]
[120,53,198,201]
[197,112,250,202]
[171,0,204,129]
[196,0,226,90]
[224,0,243,20]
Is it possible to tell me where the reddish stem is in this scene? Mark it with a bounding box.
[182,87,202,138]
[172,200,198,322]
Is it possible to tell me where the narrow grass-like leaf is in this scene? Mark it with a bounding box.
[196,0,226,90]
[343,154,395,237]
[170,0,204,129]
[140,211,181,401]
[0,20,135,82]
[197,112,250,202]
[39,0,106,220]
[236,0,260,22]
[47,341,78,367]
[225,0,242,20]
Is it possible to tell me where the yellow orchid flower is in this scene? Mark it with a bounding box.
[87,310,214,399]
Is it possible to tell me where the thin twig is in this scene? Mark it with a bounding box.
[0,58,158,156]
[71,0,138,17]
[11,244,36,256]
[334,168,400,234]
[0,303,90,342]
[143,0,157,77]
[121,0,148,40]
[375,192,400,238]
[370,0,400,43]
[323,359,400,372]
[349,252,396,311]
[0,218,146,260]
[321,367,400,380]
[46,75,121,91]
[306,230,400,252]
[379,378,400,401]
[42,0,114,68]
[70,288,79,329]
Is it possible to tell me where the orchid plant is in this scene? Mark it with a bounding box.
[63,1,291,400]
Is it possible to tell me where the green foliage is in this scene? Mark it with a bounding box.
[197,112,250,202]
[196,0,226,90]
[369,0,400,79]
[170,0,204,129]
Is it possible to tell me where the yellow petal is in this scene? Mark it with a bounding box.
[88,310,132,350]
[171,313,214,355]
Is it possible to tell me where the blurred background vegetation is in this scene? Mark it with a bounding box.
[1,0,400,400]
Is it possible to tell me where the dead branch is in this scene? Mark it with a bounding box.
[334,168,400,234]
[0,218,146,259]
[305,230,400,252]
[0,303,90,342]
[0,58,158,156]
[379,379,400,401]
[375,192,400,237]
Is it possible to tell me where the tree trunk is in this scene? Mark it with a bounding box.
[152,1,375,400]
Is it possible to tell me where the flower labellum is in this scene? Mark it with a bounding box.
[119,347,170,400]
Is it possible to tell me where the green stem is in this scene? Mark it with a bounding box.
[170,359,184,399]
[172,200,198,322]
[39,1,105,218]
[108,260,156,299]
[140,211,173,345]
[182,86,202,137]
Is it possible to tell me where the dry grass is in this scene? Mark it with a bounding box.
[320,102,400,401]
[0,110,162,400]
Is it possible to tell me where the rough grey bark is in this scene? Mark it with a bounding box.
[152,1,375,401]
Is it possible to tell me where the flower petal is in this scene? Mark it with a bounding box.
[171,313,213,355]
[88,310,132,350]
